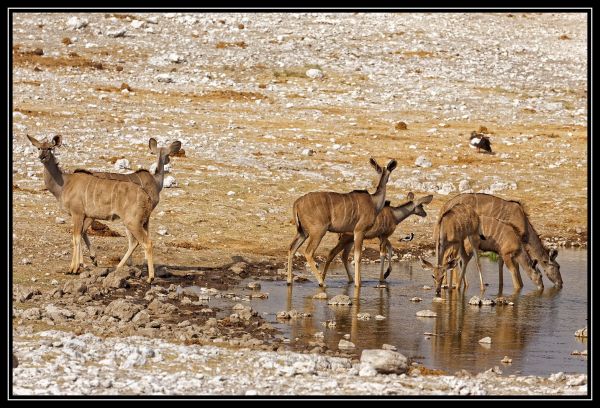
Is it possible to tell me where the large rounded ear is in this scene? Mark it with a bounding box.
[52,135,62,147]
[149,138,158,154]
[418,195,434,205]
[549,249,558,261]
[420,258,434,270]
[369,157,382,174]
[387,159,398,172]
[407,192,415,201]
[169,141,182,155]
[26,134,41,148]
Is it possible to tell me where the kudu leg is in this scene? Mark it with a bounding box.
[287,231,307,285]
[498,256,504,294]
[503,255,523,290]
[353,231,365,287]
[303,230,327,286]
[457,248,473,291]
[383,239,394,280]
[125,229,135,267]
[116,228,139,271]
[378,240,386,283]
[70,214,85,274]
[81,217,97,267]
[341,243,354,283]
[322,235,353,283]
[467,236,485,291]
[127,222,154,283]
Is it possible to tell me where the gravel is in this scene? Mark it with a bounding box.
[11,330,587,396]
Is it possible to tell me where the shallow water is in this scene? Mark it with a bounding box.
[247,249,588,376]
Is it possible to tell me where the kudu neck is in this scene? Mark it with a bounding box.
[370,171,390,212]
[391,202,414,224]
[42,154,65,200]
[152,154,167,191]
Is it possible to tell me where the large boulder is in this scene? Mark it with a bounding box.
[360,349,408,374]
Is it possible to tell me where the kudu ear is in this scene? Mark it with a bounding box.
[420,258,434,270]
[149,138,158,154]
[407,192,415,201]
[369,157,383,174]
[549,249,558,261]
[169,141,182,155]
[417,195,434,205]
[386,159,398,172]
[26,134,42,148]
[52,135,62,147]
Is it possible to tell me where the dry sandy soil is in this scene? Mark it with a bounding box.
[10,12,589,396]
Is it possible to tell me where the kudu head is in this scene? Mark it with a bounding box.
[541,248,562,288]
[420,257,458,296]
[27,134,62,164]
[397,192,434,219]
[527,259,545,290]
[149,138,182,167]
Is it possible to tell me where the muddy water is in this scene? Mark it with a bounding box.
[246,249,588,376]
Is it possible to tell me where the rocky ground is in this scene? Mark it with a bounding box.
[11,12,588,396]
[12,329,588,396]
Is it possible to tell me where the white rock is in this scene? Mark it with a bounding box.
[410,297,422,302]
[301,148,314,156]
[227,191,235,196]
[375,315,386,320]
[479,337,492,344]
[114,159,130,170]
[357,313,371,320]
[328,295,352,306]
[130,20,145,29]
[574,327,587,338]
[459,180,471,192]
[382,344,397,351]
[168,53,185,63]
[306,68,324,79]
[549,372,566,382]
[416,310,437,318]
[468,296,482,305]
[106,27,127,38]
[157,227,168,236]
[163,176,176,188]
[245,390,258,396]
[437,182,456,195]
[415,156,432,168]
[156,74,174,83]
[55,217,66,224]
[338,339,355,350]
[360,349,408,374]
[67,17,88,30]
[21,258,32,265]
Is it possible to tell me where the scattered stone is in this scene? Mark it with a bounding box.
[566,375,587,387]
[55,217,66,224]
[301,148,314,156]
[481,298,496,306]
[338,339,355,350]
[106,27,127,38]
[163,176,176,188]
[22,307,42,320]
[44,304,74,322]
[306,68,323,79]
[105,299,143,322]
[360,349,408,374]
[395,121,408,130]
[328,295,352,306]
[102,272,128,289]
[229,262,247,275]
[550,372,566,382]
[459,180,472,192]
[432,297,444,303]
[416,310,437,318]
[410,297,422,302]
[156,74,174,83]
[247,281,261,290]
[67,16,88,30]
[114,158,130,170]
[415,156,432,168]
[468,296,482,306]
[157,227,169,236]
[276,311,291,320]
[574,327,587,338]
[18,287,40,302]
[422,285,431,290]
[375,315,386,321]
[21,258,32,265]
[382,344,397,351]
[312,292,327,299]
[357,313,371,320]
[479,337,492,344]
[501,356,512,364]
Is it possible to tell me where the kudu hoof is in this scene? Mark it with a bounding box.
[146,277,154,284]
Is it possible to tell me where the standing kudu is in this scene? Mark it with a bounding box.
[27,135,156,283]
[321,192,433,284]
[421,203,486,296]
[462,216,544,291]
[287,158,398,287]
[441,193,562,288]
[75,138,181,267]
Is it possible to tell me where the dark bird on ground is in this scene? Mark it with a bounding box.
[469,131,493,153]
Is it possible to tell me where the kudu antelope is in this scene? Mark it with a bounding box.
[441,193,562,287]
[462,216,544,291]
[320,192,433,284]
[287,158,398,287]
[74,138,181,267]
[420,203,486,296]
[27,135,156,283]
